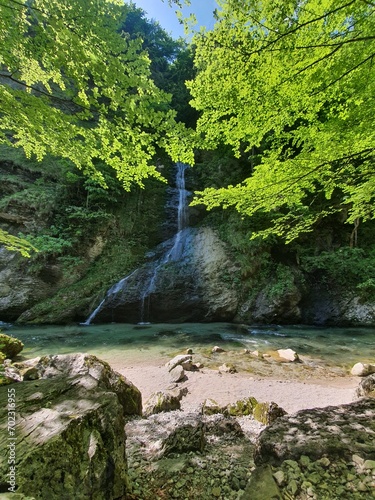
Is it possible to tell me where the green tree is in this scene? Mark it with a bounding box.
[189,0,375,242]
[0,0,193,254]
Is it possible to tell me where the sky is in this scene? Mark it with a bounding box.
[130,0,218,39]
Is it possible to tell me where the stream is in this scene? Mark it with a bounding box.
[4,322,375,370]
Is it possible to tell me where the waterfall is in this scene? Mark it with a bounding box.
[139,162,189,322]
[81,271,137,325]
[84,162,190,325]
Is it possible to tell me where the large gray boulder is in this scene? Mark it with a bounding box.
[0,353,142,499]
[254,398,375,466]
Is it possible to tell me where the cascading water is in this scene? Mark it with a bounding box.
[82,271,137,325]
[84,162,190,325]
[140,162,189,322]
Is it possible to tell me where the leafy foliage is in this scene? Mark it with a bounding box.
[0,230,37,257]
[189,0,375,242]
[0,0,195,254]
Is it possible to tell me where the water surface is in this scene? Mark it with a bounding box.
[4,323,374,369]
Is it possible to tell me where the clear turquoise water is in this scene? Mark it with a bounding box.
[4,323,375,368]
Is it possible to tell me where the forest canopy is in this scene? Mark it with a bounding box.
[189,0,375,242]
[0,0,193,254]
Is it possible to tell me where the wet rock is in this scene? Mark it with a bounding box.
[254,398,375,466]
[357,373,375,397]
[90,227,240,323]
[0,353,142,499]
[143,388,187,416]
[351,362,375,377]
[0,333,23,359]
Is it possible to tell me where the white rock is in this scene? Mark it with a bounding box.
[350,362,375,377]
[169,365,185,383]
[212,346,225,353]
[277,348,300,362]
[219,363,237,374]
[165,354,192,372]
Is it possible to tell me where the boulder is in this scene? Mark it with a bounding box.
[0,333,23,359]
[357,374,375,398]
[351,362,375,377]
[165,354,192,372]
[0,353,142,499]
[252,402,287,426]
[212,346,225,353]
[242,464,282,500]
[219,363,237,373]
[204,414,244,437]
[126,412,206,459]
[254,398,375,466]
[225,397,259,417]
[169,365,185,383]
[277,348,300,363]
[202,398,223,415]
[143,388,187,417]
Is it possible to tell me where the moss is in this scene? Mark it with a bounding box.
[225,397,258,417]
[0,333,24,359]
[253,402,286,425]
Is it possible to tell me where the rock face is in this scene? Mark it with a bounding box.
[0,353,142,499]
[254,398,375,466]
[0,248,59,323]
[300,286,375,326]
[88,227,240,323]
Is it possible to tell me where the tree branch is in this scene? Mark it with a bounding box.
[311,51,375,95]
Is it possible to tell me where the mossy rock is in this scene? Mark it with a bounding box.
[202,398,223,415]
[253,402,287,425]
[0,334,24,359]
[225,396,259,416]
[0,365,13,386]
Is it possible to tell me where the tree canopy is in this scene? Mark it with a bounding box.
[189,0,375,242]
[0,0,193,254]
